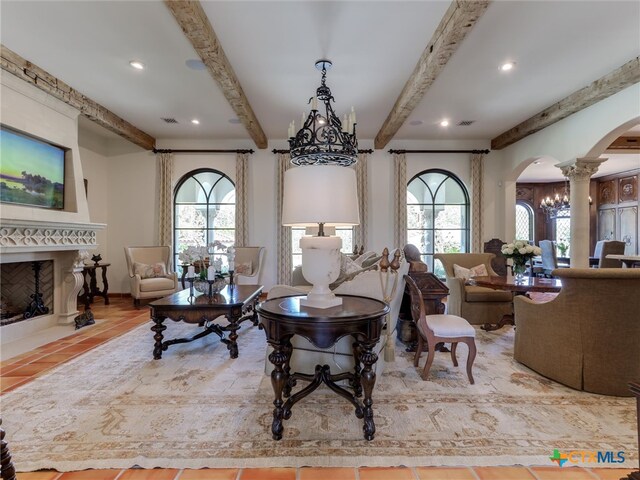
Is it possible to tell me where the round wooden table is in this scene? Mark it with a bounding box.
[468,276,562,331]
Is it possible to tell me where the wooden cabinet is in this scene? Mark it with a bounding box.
[597,172,639,255]
[397,272,448,350]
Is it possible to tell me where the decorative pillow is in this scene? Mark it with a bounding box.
[353,251,376,266]
[453,263,488,281]
[340,254,361,275]
[330,263,378,290]
[235,261,252,275]
[134,262,167,279]
[361,254,383,269]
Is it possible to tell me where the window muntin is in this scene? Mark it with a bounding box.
[407,169,470,277]
[173,169,235,270]
[515,202,534,243]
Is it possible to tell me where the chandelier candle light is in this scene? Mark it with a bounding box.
[539,176,592,217]
[287,59,358,167]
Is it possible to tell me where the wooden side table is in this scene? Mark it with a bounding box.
[257,294,389,441]
[78,263,110,309]
[397,272,448,351]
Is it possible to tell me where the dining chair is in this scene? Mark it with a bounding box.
[539,240,569,277]
[405,275,477,384]
[594,240,626,268]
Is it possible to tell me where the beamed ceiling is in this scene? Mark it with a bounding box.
[1,0,639,160]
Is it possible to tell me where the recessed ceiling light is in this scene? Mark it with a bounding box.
[191,119,200,125]
[228,118,241,124]
[500,62,515,72]
[185,59,207,71]
[409,120,423,126]
[129,60,145,70]
[533,160,542,165]
[440,119,449,127]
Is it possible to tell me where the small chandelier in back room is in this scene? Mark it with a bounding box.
[287,60,358,166]
[539,176,592,217]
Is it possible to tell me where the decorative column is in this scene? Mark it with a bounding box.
[558,157,606,268]
[58,250,90,325]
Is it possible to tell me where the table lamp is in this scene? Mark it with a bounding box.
[282,165,360,308]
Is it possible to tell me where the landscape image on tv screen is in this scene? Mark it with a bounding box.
[0,125,65,209]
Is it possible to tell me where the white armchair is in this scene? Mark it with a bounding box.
[265,248,409,377]
[124,246,179,307]
[233,247,265,285]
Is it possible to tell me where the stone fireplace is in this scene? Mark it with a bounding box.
[0,69,105,344]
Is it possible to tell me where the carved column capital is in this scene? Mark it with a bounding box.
[558,157,607,182]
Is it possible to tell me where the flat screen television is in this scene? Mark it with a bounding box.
[0,125,65,209]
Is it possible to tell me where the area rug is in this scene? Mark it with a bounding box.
[2,319,637,471]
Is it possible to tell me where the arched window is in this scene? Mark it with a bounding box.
[407,169,470,277]
[173,169,235,269]
[554,209,571,256]
[515,201,534,243]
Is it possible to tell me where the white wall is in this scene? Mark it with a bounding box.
[87,136,491,294]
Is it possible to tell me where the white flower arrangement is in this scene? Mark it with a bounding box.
[501,240,541,277]
[178,242,235,280]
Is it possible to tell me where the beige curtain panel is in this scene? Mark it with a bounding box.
[470,153,485,253]
[235,152,249,247]
[276,153,293,285]
[393,152,407,250]
[157,151,174,261]
[352,152,369,251]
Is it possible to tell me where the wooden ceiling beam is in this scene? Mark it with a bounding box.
[0,45,156,151]
[606,135,640,151]
[165,0,268,149]
[374,0,491,150]
[492,57,640,150]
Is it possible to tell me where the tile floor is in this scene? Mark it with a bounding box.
[2,298,637,480]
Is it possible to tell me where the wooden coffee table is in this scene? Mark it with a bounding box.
[468,276,562,331]
[149,285,262,360]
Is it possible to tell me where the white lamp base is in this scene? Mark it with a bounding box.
[299,235,343,309]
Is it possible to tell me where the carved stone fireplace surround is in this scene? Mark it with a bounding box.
[0,219,104,342]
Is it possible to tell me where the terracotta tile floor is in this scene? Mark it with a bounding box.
[2,298,637,480]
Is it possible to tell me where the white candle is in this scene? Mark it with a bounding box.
[342,114,348,132]
[229,260,235,271]
[187,265,195,278]
[301,112,306,126]
[207,265,215,281]
[312,96,318,110]
[350,106,356,125]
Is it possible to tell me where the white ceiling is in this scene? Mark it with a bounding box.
[1,0,639,147]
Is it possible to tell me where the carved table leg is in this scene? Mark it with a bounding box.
[283,340,295,398]
[481,314,515,332]
[101,266,110,305]
[350,341,363,397]
[226,313,241,359]
[151,315,167,360]
[0,418,17,480]
[358,340,378,441]
[268,338,291,440]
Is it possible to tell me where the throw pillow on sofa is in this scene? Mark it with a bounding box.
[134,262,168,279]
[453,263,488,281]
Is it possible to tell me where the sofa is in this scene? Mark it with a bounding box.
[435,253,513,325]
[265,249,409,376]
[514,268,640,396]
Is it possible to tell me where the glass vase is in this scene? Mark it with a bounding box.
[512,260,527,282]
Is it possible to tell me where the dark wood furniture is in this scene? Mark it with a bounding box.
[78,263,110,309]
[628,381,640,480]
[149,285,262,360]
[397,272,448,351]
[468,276,562,331]
[607,254,640,268]
[257,294,389,441]
[0,418,16,480]
[405,276,476,384]
[483,238,508,276]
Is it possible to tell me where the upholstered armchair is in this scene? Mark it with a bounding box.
[265,249,409,376]
[124,246,179,307]
[434,253,512,326]
[233,247,265,285]
[514,268,640,396]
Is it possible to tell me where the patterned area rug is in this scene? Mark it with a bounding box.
[3,320,637,471]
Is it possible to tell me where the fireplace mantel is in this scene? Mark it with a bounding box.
[0,219,105,254]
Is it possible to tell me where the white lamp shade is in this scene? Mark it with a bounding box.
[282,165,360,227]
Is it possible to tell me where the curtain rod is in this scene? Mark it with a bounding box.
[388,149,490,154]
[153,148,255,154]
[271,148,374,154]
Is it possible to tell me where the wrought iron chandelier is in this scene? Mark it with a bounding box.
[539,177,592,217]
[287,60,358,166]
